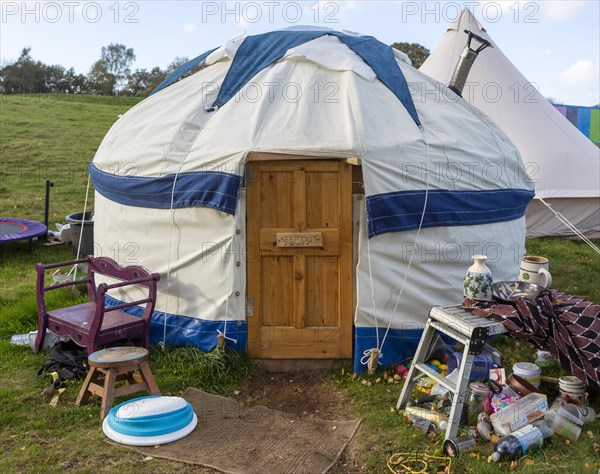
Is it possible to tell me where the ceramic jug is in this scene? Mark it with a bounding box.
[464,255,493,301]
[518,256,552,289]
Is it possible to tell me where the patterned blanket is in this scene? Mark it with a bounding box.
[464,290,600,392]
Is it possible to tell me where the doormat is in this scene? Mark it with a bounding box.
[120,387,361,474]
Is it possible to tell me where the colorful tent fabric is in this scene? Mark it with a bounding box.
[553,104,600,145]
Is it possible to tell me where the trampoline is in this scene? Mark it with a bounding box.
[0,217,47,245]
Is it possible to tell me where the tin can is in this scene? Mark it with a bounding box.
[443,436,477,457]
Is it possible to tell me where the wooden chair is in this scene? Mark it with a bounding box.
[34,256,160,354]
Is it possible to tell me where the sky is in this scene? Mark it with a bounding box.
[1,1,599,105]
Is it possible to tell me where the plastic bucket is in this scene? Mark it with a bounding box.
[66,211,94,257]
[513,362,541,388]
[446,352,494,381]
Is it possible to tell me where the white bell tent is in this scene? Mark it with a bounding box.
[420,8,600,239]
[91,27,534,371]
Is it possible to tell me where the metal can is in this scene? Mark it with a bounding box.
[443,436,477,457]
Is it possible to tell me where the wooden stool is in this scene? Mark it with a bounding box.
[76,346,161,419]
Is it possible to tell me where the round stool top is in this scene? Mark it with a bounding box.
[89,346,149,367]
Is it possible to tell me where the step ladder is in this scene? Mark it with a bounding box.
[396,305,507,440]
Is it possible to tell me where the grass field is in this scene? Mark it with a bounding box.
[0,94,140,222]
[1,95,599,473]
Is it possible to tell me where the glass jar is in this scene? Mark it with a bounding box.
[466,382,491,426]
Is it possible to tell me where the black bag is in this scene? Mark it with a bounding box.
[38,341,88,388]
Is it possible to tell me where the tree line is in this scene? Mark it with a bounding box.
[0,42,429,97]
[0,44,188,97]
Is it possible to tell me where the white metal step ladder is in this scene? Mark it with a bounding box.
[396,305,507,439]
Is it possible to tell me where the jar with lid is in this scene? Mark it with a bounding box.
[465,382,492,426]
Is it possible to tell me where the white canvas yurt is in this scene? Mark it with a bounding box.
[421,9,600,239]
[91,27,534,372]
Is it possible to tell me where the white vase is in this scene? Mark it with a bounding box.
[464,255,493,301]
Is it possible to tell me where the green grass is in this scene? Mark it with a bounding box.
[0,94,140,222]
[526,238,599,301]
[150,346,254,394]
[0,339,246,474]
[334,341,600,473]
[1,94,599,473]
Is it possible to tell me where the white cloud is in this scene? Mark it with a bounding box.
[559,60,599,87]
[541,1,586,22]
[183,23,197,34]
[533,48,553,61]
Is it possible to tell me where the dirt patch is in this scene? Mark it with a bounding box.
[235,370,363,473]
[237,370,355,420]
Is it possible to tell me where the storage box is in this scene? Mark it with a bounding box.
[490,393,548,436]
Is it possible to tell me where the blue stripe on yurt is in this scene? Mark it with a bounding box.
[90,164,241,215]
[354,327,423,373]
[104,294,247,352]
[150,47,218,96]
[366,188,535,237]
[212,30,421,126]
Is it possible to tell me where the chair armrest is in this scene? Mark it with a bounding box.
[103,298,154,312]
[37,257,90,271]
[100,273,160,292]
[96,273,160,313]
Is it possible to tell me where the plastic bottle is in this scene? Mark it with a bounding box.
[404,406,449,426]
[557,407,585,426]
[407,413,448,435]
[10,333,30,345]
[407,414,432,434]
[551,413,582,441]
[491,421,553,462]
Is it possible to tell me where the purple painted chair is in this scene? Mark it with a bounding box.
[34,256,160,354]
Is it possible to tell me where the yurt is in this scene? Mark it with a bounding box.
[90,27,534,372]
[421,9,600,239]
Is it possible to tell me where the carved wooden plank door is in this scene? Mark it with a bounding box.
[247,160,352,359]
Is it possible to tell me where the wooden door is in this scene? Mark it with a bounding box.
[247,160,353,359]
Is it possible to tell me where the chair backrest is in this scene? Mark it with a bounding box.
[87,256,152,286]
[86,256,160,323]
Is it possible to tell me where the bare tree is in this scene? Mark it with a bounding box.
[89,43,136,95]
